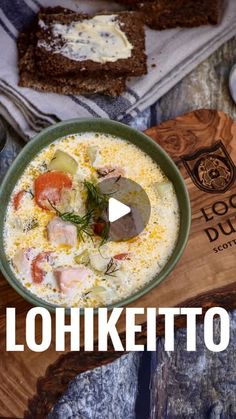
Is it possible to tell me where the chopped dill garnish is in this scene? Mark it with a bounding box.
[104,258,119,277]
[23,217,39,232]
[39,162,48,172]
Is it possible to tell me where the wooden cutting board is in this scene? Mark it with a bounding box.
[1,109,236,418]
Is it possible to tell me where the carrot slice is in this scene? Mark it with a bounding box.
[113,253,130,260]
[13,190,26,210]
[31,251,53,284]
[34,171,72,210]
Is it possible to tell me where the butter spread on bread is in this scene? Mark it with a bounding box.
[38,15,134,64]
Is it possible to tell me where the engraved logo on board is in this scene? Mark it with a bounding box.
[182,141,236,194]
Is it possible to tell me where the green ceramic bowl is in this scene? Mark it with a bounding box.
[0,118,191,313]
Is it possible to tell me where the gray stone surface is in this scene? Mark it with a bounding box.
[48,353,141,419]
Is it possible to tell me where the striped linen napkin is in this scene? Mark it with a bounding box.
[0,0,236,140]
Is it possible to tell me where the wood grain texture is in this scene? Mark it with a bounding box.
[1,108,236,418]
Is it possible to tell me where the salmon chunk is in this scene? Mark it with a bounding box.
[54,266,92,296]
[47,217,77,247]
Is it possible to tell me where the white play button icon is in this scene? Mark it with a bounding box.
[97,177,151,241]
[108,197,131,223]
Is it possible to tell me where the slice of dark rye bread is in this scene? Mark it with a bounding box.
[35,8,147,77]
[17,28,126,97]
[117,0,222,29]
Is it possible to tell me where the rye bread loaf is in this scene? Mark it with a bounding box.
[35,8,147,77]
[126,0,222,29]
[17,28,126,97]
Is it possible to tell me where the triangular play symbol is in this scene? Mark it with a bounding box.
[108,197,131,223]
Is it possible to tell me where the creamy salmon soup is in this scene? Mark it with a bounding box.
[4,133,179,308]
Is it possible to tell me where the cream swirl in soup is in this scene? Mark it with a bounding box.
[4,133,179,308]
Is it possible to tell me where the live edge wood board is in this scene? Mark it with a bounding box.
[1,109,236,418]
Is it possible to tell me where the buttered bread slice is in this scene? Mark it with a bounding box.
[35,8,147,77]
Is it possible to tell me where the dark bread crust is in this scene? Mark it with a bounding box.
[17,28,126,97]
[19,70,126,97]
[129,0,222,29]
[35,8,147,77]
[116,0,221,29]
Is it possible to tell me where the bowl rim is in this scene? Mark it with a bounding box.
[0,117,191,314]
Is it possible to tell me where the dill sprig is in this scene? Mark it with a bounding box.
[84,181,112,246]
[48,180,112,245]
[60,210,94,241]
[99,221,110,247]
[23,217,39,232]
[23,189,34,198]
[49,200,94,241]
[104,258,119,277]
[84,180,109,212]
